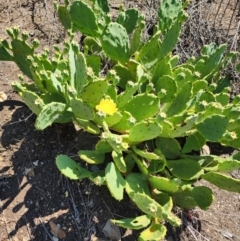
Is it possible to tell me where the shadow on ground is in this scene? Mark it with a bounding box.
[0,106,140,240]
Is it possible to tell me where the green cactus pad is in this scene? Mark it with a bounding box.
[95,140,113,153]
[75,52,88,93]
[152,57,173,85]
[0,41,13,61]
[125,173,150,201]
[136,31,161,68]
[232,151,240,161]
[196,115,228,142]
[173,187,197,209]
[148,157,166,174]
[159,22,181,60]
[155,75,177,103]
[148,176,179,193]
[124,154,136,174]
[112,150,127,173]
[79,80,109,106]
[215,93,229,106]
[151,190,172,212]
[70,1,100,36]
[182,132,206,154]
[123,93,159,122]
[184,155,219,172]
[156,118,174,138]
[71,98,94,120]
[130,19,144,55]
[117,8,139,34]
[105,162,126,200]
[167,159,204,180]
[131,146,163,160]
[117,82,139,109]
[83,37,102,54]
[86,55,101,76]
[194,43,227,79]
[218,160,240,173]
[78,150,105,164]
[101,22,130,64]
[55,110,73,123]
[94,0,109,14]
[11,38,34,79]
[158,0,183,31]
[155,137,181,159]
[105,111,122,127]
[192,186,214,210]
[57,5,72,30]
[74,118,100,134]
[133,193,181,226]
[172,115,198,138]
[35,102,66,130]
[89,170,106,186]
[169,55,179,68]
[139,223,167,241]
[192,80,208,95]
[19,89,44,115]
[93,0,110,28]
[129,121,162,142]
[56,154,91,180]
[113,64,135,88]
[166,82,192,117]
[112,215,151,230]
[202,172,240,193]
[111,111,134,133]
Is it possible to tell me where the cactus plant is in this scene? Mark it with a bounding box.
[1,0,240,240]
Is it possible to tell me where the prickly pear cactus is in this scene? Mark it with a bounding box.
[1,0,240,240]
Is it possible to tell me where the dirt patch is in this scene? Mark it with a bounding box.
[0,1,240,241]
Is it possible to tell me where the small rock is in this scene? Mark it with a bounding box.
[102,219,121,241]
[33,160,39,166]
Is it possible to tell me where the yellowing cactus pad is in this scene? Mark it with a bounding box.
[96,98,118,115]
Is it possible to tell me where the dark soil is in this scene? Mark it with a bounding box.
[0,1,240,241]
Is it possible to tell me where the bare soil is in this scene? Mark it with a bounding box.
[0,1,240,241]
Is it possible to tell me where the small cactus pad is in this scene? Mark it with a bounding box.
[35,102,66,130]
[155,137,181,159]
[95,140,113,153]
[78,150,105,164]
[123,93,159,122]
[101,22,130,64]
[125,173,150,201]
[117,8,139,34]
[19,89,44,115]
[112,215,151,230]
[167,159,204,180]
[112,150,127,173]
[166,82,192,117]
[159,22,181,60]
[70,1,99,36]
[158,0,183,31]
[79,80,109,106]
[56,154,91,180]
[202,172,240,193]
[196,115,228,142]
[192,186,214,210]
[129,121,162,142]
[105,162,126,200]
[71,98,94,120]
[139,223,167,241]
[182,132,206,154]
[148,175,179,193]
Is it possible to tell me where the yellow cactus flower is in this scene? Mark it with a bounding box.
[96,98,118,115]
